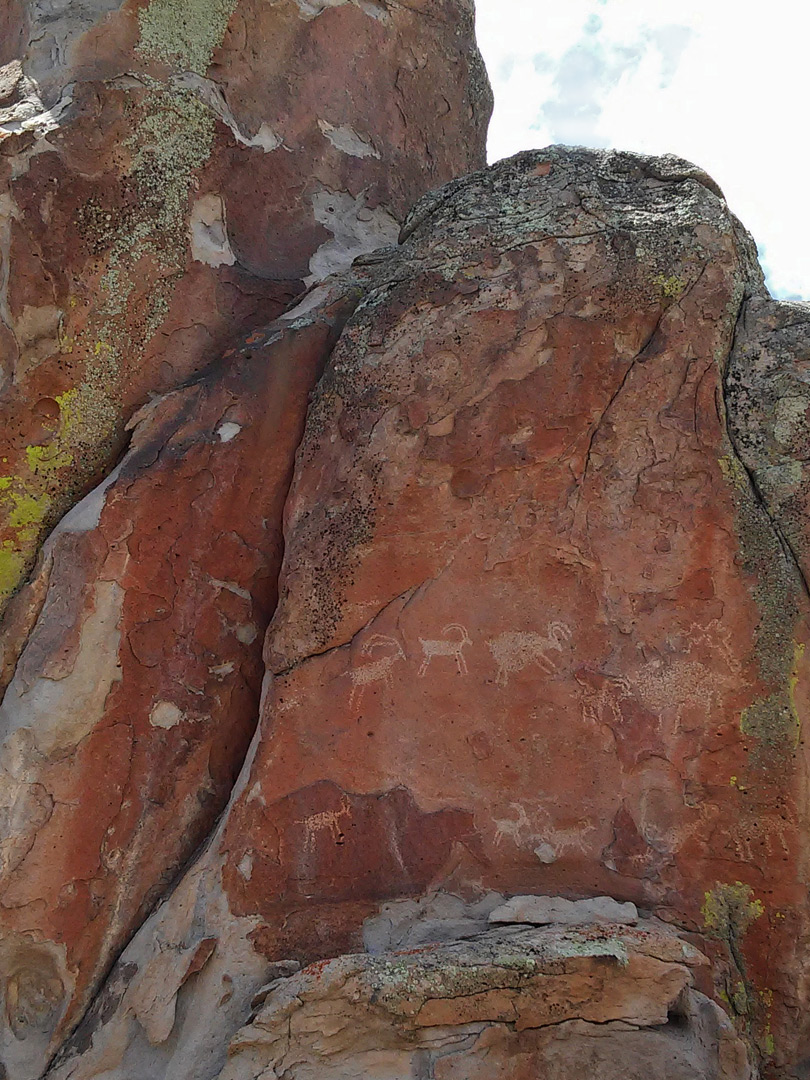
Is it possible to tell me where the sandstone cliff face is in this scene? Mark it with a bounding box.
[1,11,810,1080]
[0,0,490,611]
[0,142,805,1080]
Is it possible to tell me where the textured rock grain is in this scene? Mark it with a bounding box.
[216,922,751,1080]
[36,147,810,1080]
[0,0,491,612]
[0,277,361,1079]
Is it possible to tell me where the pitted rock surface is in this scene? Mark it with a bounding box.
[0,0,490,613]
[25,147,809,1080]
[215,921,752,1080]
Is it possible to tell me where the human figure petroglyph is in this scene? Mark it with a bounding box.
[488,622,571,687]
[348,634,405,706]
[417,624,472,677]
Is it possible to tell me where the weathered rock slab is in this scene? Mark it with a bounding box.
[488,894,638,926]
[0,0,491,611]
[5,142,810,1080]
[40,146,810,1080]
[0,277,360,1078]
[217,922,750,1080]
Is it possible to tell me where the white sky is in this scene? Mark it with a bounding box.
[475,0,808,300]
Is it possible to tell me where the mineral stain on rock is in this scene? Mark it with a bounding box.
[0,6,808,1080]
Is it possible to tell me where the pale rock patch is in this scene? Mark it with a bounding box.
[190,194,236,269]
[489,894,639,927]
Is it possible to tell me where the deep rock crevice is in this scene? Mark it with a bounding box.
[2,8,810,1078]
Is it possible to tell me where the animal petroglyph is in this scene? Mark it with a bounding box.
[488,622,571,686]
[579,622,740,736]
[493,803,532,848]
[492,802,597,860]
[348,634,405,706]
[418,624,472,676]
[297,796,352,854]
[732,816,791,865]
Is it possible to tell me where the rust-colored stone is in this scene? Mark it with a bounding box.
[41,148,810,1080]
[0,281,359,1077]
[0,0,490,611]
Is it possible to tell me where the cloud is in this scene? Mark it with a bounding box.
[535,32,646,146]
[646,24,693,88]
[475,0,810,300]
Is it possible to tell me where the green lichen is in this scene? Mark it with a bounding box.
[719,450,803,767]
[137,0,238,75]
[69,76,216,452]
[0,0,238,610]
[364,933,631,1013]
[550,935,629,966]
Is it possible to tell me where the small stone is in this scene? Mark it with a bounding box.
[534,843,557,864]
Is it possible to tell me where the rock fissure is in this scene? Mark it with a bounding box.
[1,14,809,1074]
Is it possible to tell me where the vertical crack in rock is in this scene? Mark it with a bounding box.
[724,298,810,602]
[27,146,810,1080]
[0,276,368,1080]
[0,0,490,613]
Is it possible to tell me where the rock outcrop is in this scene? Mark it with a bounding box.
[2,13,810,1080]
[0,0,490,611]
[0,277,360,1077]
[219,919,751,1080]
[0,145,800,1080]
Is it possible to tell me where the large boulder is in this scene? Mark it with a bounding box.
[35,148,810,1080]
[0,0,490,612]
[0,275,361,1080]
[219,920,751,1080]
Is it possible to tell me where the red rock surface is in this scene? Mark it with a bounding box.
[0,280,362,1078]
[0,0,490,611]
[31,148,810,1080]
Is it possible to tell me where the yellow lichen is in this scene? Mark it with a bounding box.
[653,273,684,299]
[702,881,764,940]
[26,443,73,476]
[0,543,25,598]
[718,452,749,493]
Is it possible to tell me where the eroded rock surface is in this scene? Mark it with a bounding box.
[488,894,639,926]
[0,0,491,610]
[0,277,363,1078]
[29,147,810,1080]
[219,921,751,1080]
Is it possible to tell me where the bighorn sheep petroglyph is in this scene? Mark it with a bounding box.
[488,622,571,687]
[348,634,405,706]
[417,624,472,676]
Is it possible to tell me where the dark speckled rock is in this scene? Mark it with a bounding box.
[33,148,810,1080]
